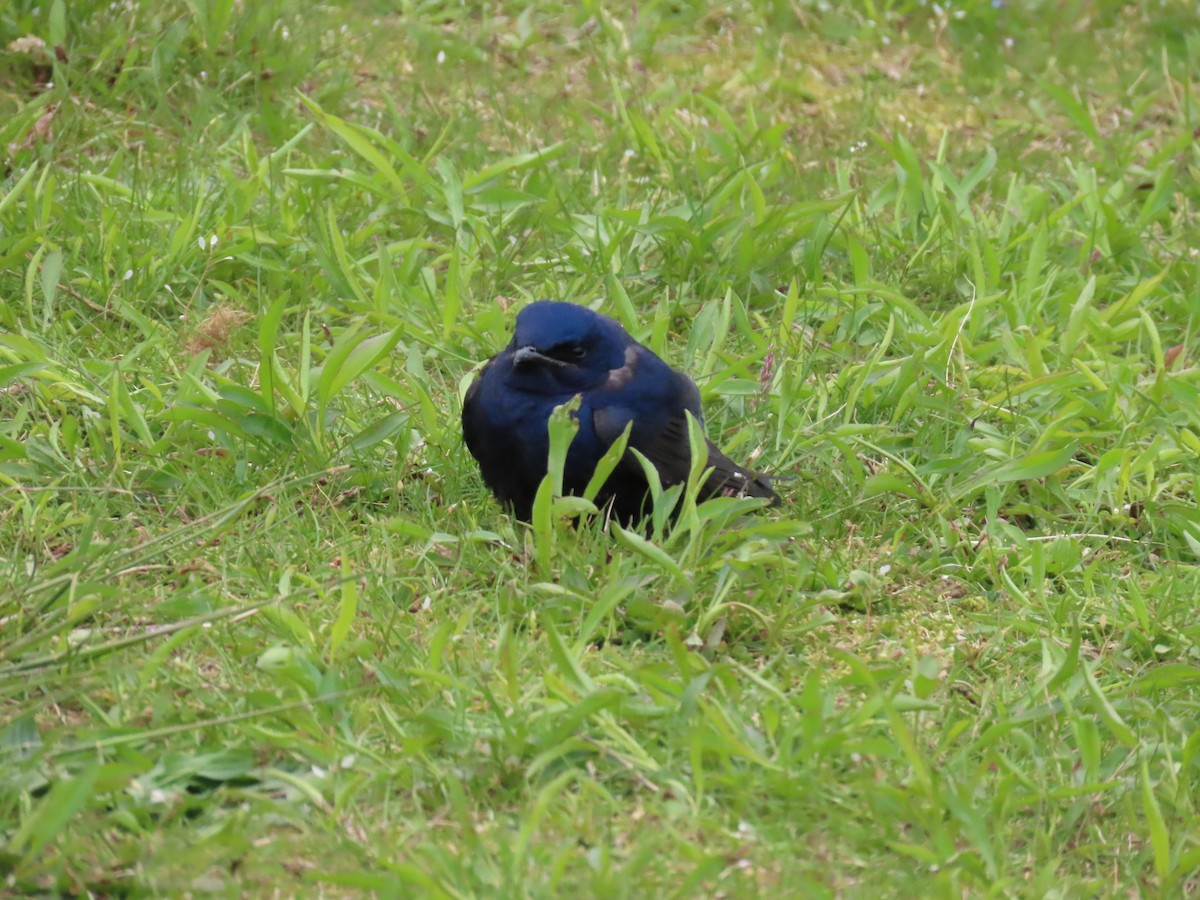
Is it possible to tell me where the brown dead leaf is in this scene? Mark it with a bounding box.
[7,105,56,155]
[183,305,253,357]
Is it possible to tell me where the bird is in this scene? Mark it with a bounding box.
[461,300,780,525]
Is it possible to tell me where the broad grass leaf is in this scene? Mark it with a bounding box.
[1141,760,1170,881]
[1082,663,1137,748]
[612,525,685,582]
[0,160,39,217]
[462,141,566,191]
[316,326,403,412]
[328,556,358,660]
[582,420,631,504]
[297,94,408,197]
[0,362,44,388]
[257,296,286,416]
[8,764,100,858]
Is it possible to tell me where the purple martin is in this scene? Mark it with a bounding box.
[462,301,780,524]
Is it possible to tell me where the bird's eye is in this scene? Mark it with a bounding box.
[543,343,588,364]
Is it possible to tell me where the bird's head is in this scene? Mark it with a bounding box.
[505,301,629,392]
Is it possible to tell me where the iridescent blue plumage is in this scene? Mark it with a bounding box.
[461,301,779,523]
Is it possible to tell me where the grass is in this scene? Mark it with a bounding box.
[2,0,1200,895]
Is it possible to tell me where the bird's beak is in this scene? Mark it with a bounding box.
[513,346,566,369]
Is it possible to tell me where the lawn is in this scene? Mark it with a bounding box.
[2,0,1199,895]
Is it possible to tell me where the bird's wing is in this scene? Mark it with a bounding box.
[631,410,780,504]
[592,374,779,506]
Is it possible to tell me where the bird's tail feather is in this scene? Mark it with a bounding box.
[702,449,782,507]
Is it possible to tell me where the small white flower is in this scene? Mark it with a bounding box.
[1004,36,1014,48]
[200,70,207,80]
[197,236,206,251]
[879,564,891,576]
[340,754,356,769]
[209,234,218,248]
[123,269,133,280]
[624,148,635,158]
[421,596,432,610]
[436,50,446,64]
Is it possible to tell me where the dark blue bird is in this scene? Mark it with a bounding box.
[461,301,780,524]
